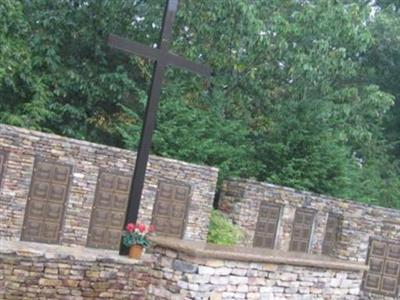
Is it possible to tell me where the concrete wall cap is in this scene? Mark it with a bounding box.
[0,239,151,265]
[150,237,368,272]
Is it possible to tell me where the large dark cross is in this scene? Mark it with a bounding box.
[108,0,211,254]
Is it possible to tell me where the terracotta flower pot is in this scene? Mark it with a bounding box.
[129,244,143,259]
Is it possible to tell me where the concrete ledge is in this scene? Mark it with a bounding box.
[0,239,151,265]
[150,237,368,272]
[0,238,368,272]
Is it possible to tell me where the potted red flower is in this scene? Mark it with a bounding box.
[122,223,156,259]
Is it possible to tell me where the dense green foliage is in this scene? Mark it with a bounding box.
[207,210,243,245]
[1,0,399,208]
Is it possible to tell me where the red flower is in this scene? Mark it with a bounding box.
[148,225,156,233]
[126,223,135,232]
[138,224,146,233]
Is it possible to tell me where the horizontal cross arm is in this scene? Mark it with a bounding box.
[168,53,212,78]
[108,34,159,61]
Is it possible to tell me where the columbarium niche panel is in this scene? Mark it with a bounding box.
[363,239,400,297]
[0,150,7,186]
[322,212,342,256]
[253,202,281,249]
[87,171,131,250]
[21,159,72,244]
[289,208,315,253]
[151,181,191,238]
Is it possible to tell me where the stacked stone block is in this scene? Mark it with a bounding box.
[149,246,364,300]
[0,247,152,299]
[219,178,400,262]
[0,124,218,245]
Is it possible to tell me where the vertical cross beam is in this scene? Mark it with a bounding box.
[108,0,211,254]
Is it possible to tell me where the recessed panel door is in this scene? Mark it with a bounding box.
[0,150,7,186]
[289,208,315,253]
[151,181,190,238]
[322,212,342,255]
[87,171,131,250]
[253,202,281,249]
[364,239,400,297]
[22,159,72,244]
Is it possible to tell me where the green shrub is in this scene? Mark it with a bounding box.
[207,210,243,245]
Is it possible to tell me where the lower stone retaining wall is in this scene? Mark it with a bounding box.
[148,238,366,300]
[0,241,153,300]
[0,238,372,300]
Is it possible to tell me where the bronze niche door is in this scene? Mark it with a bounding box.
[87,171,131,250]
[151,181,191,238]
[289,208,315,252]
[363,239,400,297]
[253,202,281,249]
[22,159,72,244]
[322,212,342,255]
[0,150,7,186]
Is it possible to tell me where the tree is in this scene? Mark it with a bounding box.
[0,0,52,129]
[1,0,399,208]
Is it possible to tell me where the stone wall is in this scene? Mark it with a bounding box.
[148,238,367,300]
[0,241,153,300]
[219,178,400,299]
[219,178,400,261]
[0,125,218,245]
[0,238,383,300]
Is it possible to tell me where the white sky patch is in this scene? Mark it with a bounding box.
[135,16,145,22]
